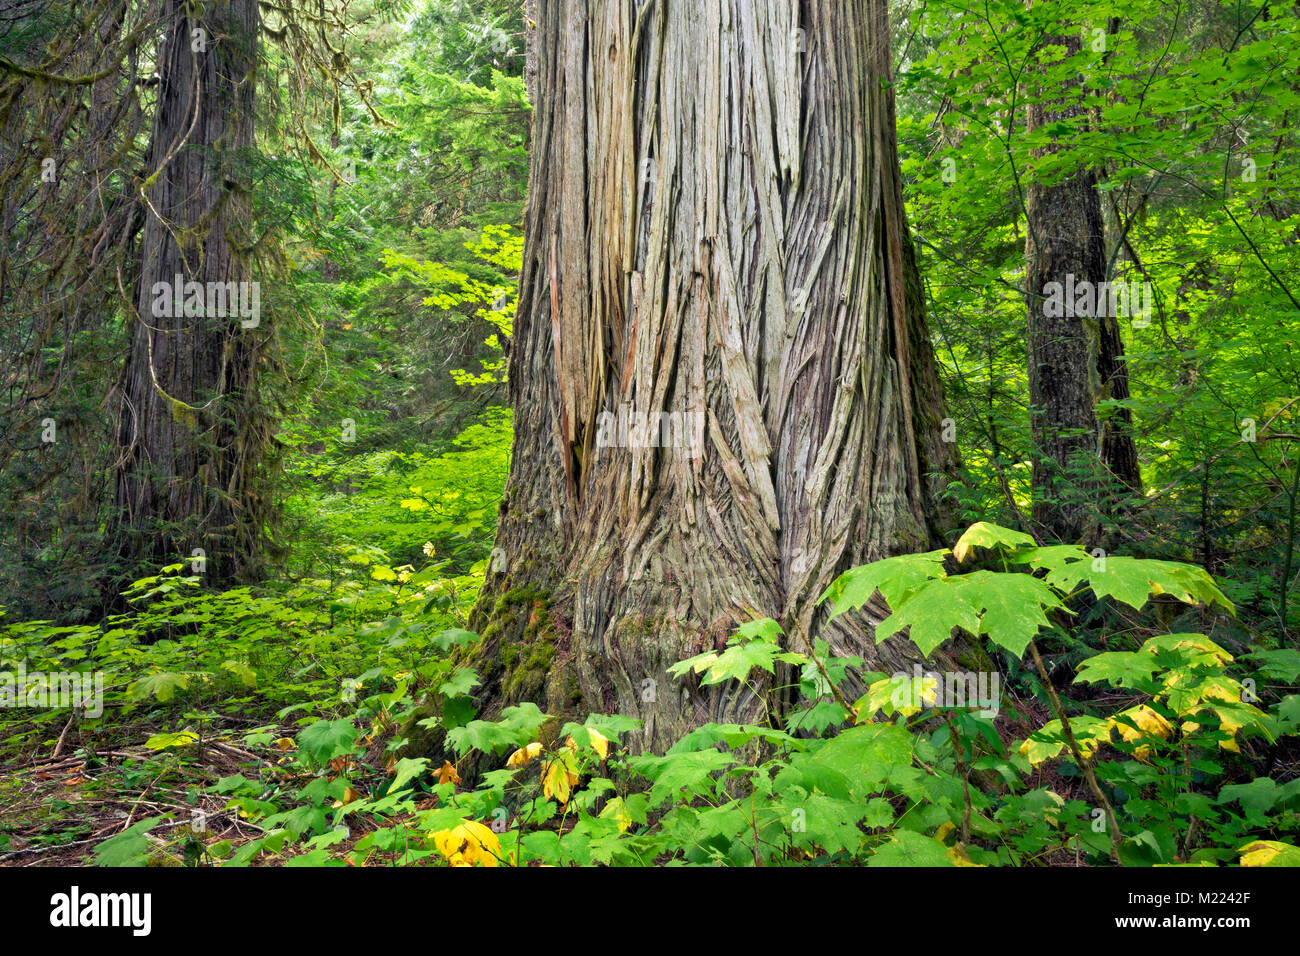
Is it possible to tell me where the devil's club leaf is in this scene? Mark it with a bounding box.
[820,551,949,619]
[952,571,1064,657]
[877,577,981,655]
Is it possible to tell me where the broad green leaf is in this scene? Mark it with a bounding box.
[1245,649,1300,684]
[878,577,982,655]
[389,757,429,792]
[221,660,257,687]
[820,551,949,619]
[667,723,802,754]
[953,570,1063,657]
[669,621,802,686]
[802,723,915,797]
[734,618,783,641]
[789,795,869,855]
[430,628,480,652]
[93,816,165,867]
[1075,651,1162,688]
[1218,778,1300,824]
[446,702,549,756]
[1013,545,1091,571]
[867,830,956,866]
[297,718,358,764]
[1047,556,1234,613]
[145,731,198,750]
[438,667,480,698]
[129,671,191,703]
[629,750,736,808]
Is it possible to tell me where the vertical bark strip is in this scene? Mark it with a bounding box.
[475,0,956,753]
[1025,29,1140,544]
[114,0,271,584]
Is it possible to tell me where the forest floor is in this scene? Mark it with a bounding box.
[0,671,1065,867]
[1,719,408,867]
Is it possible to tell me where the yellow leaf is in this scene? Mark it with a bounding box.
[1019,717,1110,767]
[507,741,542,768]
[1164,673,1245,714]
[1144,633,1233,666]
[431,820,501,867]
[1171,678,1270,751]
[1238,840,1300,867]
[541,750,580,803]
[343,786,359,804]
[951,521,1032,563]
[566,728,611,759]
[600,797,635,833]
[1110,704,1172,760]
[275,737,295,751]
[436,760,460,785]
[947,844,984,866]
[855,675,937,721]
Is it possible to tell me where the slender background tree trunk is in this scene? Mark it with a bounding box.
[472,0,957,753]
[1024,29,1140,544]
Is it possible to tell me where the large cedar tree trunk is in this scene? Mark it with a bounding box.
[113,0,272,585]
[472,0,957,754]
[1024,30,1140,544]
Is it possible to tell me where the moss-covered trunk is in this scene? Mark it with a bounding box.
[112,0,273,585]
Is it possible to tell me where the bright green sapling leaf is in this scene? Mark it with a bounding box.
[93,816,165,867]
[297,718,358,764]
[1075,652,1163,688]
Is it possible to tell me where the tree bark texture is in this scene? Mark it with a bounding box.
[473,0,958,754]
[1024,30,1140,544]
[113,0,272,585]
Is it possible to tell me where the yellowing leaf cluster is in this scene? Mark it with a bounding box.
[505,729,610,804]
[854,675,938,721]
[431,820,501,867]
[542,750,580,803]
